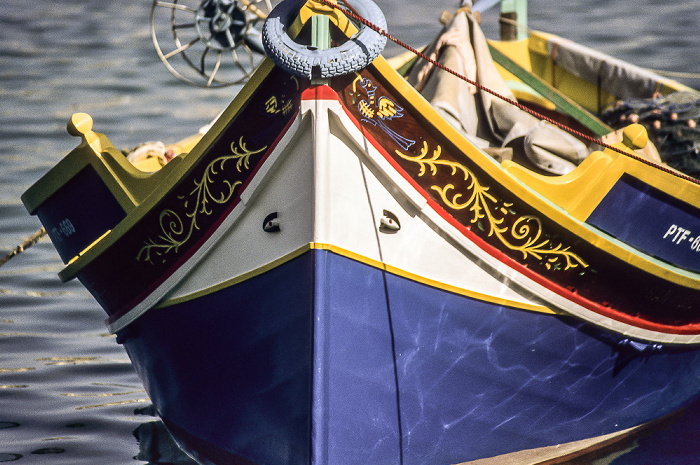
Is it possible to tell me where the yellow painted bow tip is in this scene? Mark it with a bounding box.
[622,123,648,150]
[292,0,358,39]
[308,0,337,9]
[67,113,93,137]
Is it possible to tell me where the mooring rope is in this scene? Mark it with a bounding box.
[0,227,46,268]
[322,0,700,186]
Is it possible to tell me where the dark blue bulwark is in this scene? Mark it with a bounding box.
[36,167,125,263]
[587,175,700,272]
[385,270,700,463]
[124,252,316,465]
[315,248,402,464]
[122,249,700,464]
[330,252,700,463]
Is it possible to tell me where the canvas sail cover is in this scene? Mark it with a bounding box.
[407,9,589,175]
[543,34,688,101]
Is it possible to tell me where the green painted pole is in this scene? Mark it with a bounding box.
[500,0,527,41]
[311,14,331,84]
[311,14,331,51]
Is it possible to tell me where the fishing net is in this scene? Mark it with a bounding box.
[602,91,700,178]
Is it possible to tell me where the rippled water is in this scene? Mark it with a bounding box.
[1,0,699,463]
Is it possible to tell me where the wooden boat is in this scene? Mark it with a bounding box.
[485,5,700,176]
[21,0,700,463]
[487,19,696,125]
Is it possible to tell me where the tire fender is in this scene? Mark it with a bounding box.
[262,0,387,79]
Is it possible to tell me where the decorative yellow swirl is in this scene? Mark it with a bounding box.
[137,137,267,265]
[397,141,471,179]
[397,143,587,272]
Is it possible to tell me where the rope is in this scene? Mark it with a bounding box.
[316,0,700,186]
[338,0,362,19]
[497,15,530,33]
[0,227,46,268]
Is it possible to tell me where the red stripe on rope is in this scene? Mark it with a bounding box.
[318,0,700,186]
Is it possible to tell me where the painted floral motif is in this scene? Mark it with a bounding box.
[396,142,588,272]
[137,137,267,265]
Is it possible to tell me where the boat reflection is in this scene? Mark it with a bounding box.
[128,396,700,465]
[134,405,197,465]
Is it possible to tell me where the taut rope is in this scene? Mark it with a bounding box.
[0,227,46,268]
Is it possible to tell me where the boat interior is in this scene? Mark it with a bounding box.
[120,3,694,179]
[21,1,700,267]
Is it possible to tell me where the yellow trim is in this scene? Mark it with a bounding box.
[385,48,424,76]
[521,31,692,111]
[56,0,352,281]
[22,114,194,214]
[313,244,557,314]
[502,149,615,220]
[370,56,700,289]
[67,229,112,265]
[56,59,278,282]
[156,245,312,308]
[488,37,532,81]
[157,243,557,316]
[503,124,700,223]
[289,0,359,38]
[525,31,618,113]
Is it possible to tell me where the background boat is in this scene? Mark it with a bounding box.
[1,0,700,463]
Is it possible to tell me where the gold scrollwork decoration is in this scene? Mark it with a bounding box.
[397,141,471,180]
[137,137,267,265]
[397,142,587,272]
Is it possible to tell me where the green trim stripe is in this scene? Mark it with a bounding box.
[488,44,612,137]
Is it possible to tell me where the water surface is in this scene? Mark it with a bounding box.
[1,0,699,463]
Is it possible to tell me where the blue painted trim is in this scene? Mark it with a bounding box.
[588,175,700,273]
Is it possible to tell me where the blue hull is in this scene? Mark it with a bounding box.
[122,249,700,464]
